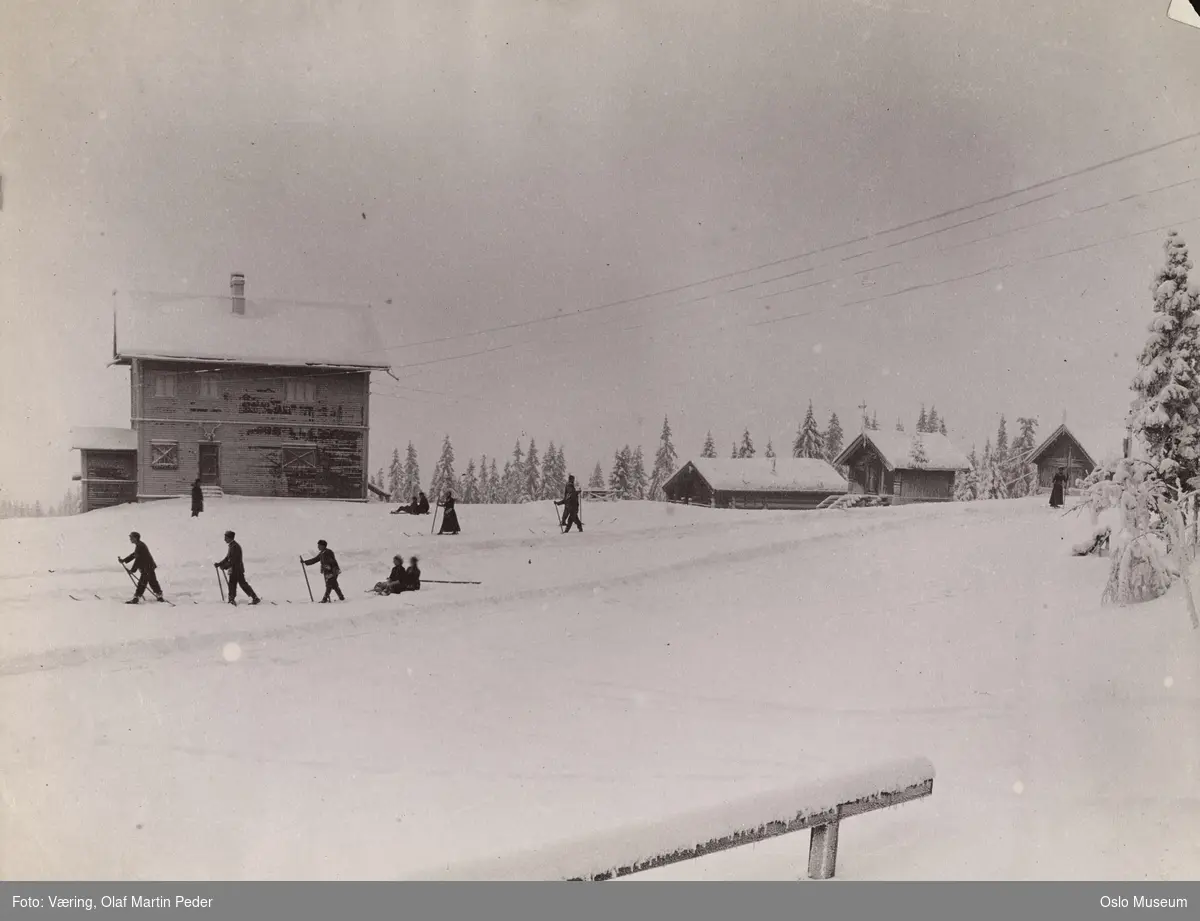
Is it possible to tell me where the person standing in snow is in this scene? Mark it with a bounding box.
[120,531,165,604]
[555,474,583,533]
[1050,467,1066,508]
[191,478,204,518]
[215,530,261,606]
[437,493,460,535]
[303,539,345,602]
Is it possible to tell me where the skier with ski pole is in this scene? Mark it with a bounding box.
[302,539,345,603]
[119,531,166,604]
[215,530,261,606]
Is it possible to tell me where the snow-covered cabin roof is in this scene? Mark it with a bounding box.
[69,426,137,452]
[113,291,392,370]
[1029,423,1098,468]
[674,458,848,493]
[833,430,970,472]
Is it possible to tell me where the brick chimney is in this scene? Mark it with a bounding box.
[231,273,245,315]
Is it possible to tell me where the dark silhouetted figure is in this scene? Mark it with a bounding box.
[1050,468,1066,509]
[191,479,204,518]
[120,531,164,604]
[437,493,460,535]
[215,530,261,606]
[303,539,344,602]
[555,474,583,533]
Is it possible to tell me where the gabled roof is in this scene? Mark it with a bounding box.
[833,430,970,471]
[668,457,848,493]
[69,426,137,452]
[1028,423,1098,468]
[113,291,392,370]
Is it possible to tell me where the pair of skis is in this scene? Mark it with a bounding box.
[117,558,176,606]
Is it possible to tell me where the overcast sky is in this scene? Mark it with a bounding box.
[3,0,1199,504]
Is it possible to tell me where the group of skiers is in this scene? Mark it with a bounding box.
[115,473,584,605]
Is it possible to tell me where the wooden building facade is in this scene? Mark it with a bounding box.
[1029,424,1096,489]
[72,275,390,509]
[661,458,847,510]
[833,430,969,503]
[70,427,138,513]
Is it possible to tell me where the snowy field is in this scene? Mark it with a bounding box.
[1,495,1197,880]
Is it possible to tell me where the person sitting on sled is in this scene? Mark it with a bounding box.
[372,555,410,594]
[406,555,421,590]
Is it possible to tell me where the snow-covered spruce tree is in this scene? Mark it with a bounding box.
[978,440,997,499]
[489,459,501,503]
[429,435,457,500]
[650,416,678,501]
[792,402,823,458]
[630,446,648,499]
[387,448,403,500]
[954,446,980,501]
[545,443,568,500]
[1129,230,1200,494]
[701,431,717,458]
[939,419,947,436]
[460,459,480,503]
[738,429,756,458]
[524,438,541,502]
[764,439,776,459]
[503,441,525,503]
[916,405,928,433]
[896,419,905,432]
[909,433,929,467]
[993,415,1011,498]
[927,406,941,434]
[870,411,879,431]
[589,462,606,489]
[401,442,421,502]
[823,412,844,464]
[610,446,632,499]
[1009,417,1040,497]
[731,442,738,459]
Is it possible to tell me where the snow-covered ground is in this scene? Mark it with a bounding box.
[1,495,1197,880]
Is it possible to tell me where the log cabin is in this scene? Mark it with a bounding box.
[1028,424,1097,490]
[71,274,390,511]
[833,430,969,502]
[661,457,847,509]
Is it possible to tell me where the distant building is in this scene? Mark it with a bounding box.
[661,457,848,509]
[70,274,390,511]
[833,430,969,502]
[1028,424,1097,489]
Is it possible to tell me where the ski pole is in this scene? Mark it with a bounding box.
[431,503,439,535]
[118,558,139,588]
[300,555,314,602]
[551,502,564,532]
[421,579,482,585]
[215,565,226,603]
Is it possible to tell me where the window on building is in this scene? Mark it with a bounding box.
[151,372,177,398]
[282,443,318,471]
[150,441,179,469]
[198,374,222,399]
[285,379,317,403]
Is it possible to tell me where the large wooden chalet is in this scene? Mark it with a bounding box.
[71,274,390,512]
[833,430,969,502]
[661,457,848,509]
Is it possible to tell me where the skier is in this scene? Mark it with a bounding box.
[302,539,345,602]
[437,492,460,535]
[1050,467,1066,509]
[191,478,204,518]
[555,474,583,533]
[390,491,431,516]
[214,530,261,606]
[119,531,165,604]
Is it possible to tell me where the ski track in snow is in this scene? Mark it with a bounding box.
[1,496,1198,880]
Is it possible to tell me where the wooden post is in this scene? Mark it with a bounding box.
[807,819,841,880]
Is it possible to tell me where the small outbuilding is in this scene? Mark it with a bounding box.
[1028,424,1097,490]
[661,457,848,510]
[833,430,970,502]
[70,426,139,513]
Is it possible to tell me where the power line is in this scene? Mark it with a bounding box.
[363,129,1200,355]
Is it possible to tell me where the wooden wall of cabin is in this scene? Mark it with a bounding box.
[1035,435,1094,488]
[721,490,845,509]
[80,449,137,512]
[894,469,956,500]
[847,456,891,495]
[663,467,714,505]
[132,361,370,500]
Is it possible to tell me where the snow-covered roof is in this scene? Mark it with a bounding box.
[1028,422,1130,468]
[69,426,137,452]
[834,430,970,471]
[113,291,392,370]
[676,458,848,493]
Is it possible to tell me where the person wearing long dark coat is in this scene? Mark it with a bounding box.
[120,531,165,604]
[191,479,204,517]
[437,493,460,535]
[1049,468,1066,508]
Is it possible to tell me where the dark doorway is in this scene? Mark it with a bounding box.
[198,443,221,484]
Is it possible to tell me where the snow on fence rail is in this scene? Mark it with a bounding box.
[428,756,935,881]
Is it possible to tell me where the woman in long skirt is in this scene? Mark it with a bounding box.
[437,493,461,534]
[1049,468,1066,508]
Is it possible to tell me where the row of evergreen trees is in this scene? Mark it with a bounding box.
[0,487,81,519]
